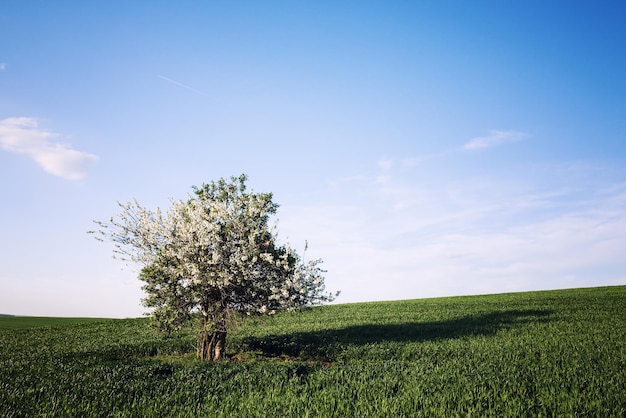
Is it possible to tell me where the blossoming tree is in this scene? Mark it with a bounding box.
[91,174,336,361]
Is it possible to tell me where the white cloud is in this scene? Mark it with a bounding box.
[0,117,99,180]
[0,63,6,70]
[280,161,626,304]
[377,158,394,171]
[463,130,529,150]
[326,174,365,189]
[158,75,209,97]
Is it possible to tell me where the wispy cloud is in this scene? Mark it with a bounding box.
[0,117,99,180]
[281,160,626,303]
[382,130,530,171]
[463,130,529,150]
[158,75,209,97]
[0,63,6,71]
[377,158,394,171]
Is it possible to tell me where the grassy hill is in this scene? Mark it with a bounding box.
[0,316,107,330]
[1,286,625,416]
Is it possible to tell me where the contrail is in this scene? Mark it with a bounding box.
[158,75,209,97]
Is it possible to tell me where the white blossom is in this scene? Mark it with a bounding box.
[91,174,338,345]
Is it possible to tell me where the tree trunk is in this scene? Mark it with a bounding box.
[211,330,226,360]
[198,317,227,361]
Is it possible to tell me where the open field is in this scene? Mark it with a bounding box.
[1,286,625,416]
[0,316,107,330]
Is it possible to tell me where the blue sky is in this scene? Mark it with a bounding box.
[1,1,625,317]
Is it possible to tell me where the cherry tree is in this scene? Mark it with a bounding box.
[92,174,336,361]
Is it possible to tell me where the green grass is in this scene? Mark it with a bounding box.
[0,316,108,330]
[1,286,625,416]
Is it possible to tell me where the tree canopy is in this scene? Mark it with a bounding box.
[91,174,337,360]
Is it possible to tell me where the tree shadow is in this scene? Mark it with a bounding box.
[241,309,554,361]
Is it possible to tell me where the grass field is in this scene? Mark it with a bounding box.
[0,316,107,330]
[1,286,625,416]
